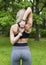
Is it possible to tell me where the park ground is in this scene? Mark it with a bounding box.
[0,36,46,65]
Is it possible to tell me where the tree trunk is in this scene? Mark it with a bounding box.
[35,0,40,41]
[35,24,40,41]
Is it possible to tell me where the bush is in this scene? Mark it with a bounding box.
[29,28,46,38]
[0,11,15,36]
[29,28,36,38]
[40,29,46,38]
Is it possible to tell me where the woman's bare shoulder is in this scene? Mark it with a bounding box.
[10,24,18,32]
[11,24,18,29]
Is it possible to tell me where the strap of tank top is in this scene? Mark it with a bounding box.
[17,22,20,27]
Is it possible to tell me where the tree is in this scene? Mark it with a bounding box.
[30,0,46,40]
[0,0,46,38]
[41,8,46,29]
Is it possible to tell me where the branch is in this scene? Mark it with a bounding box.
[39,3,46,13]
[30,0,36,7]
[30,0,33,5]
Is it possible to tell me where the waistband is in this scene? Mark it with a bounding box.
[13,43,28,46]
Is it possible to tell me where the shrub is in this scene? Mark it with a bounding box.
[0,11,15,36]
[40,29,46,38]
[29,28,36,38]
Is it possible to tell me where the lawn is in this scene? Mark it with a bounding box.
[0,36,46,65]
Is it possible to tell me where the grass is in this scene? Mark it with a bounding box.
[0,36,46,65]
[28,39,46,65]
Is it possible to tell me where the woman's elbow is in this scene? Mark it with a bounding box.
[27,7,32,13]
[10,38,15,45]
[10,38,17,45]
[10,40,13,45]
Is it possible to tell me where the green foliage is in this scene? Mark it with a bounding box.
[0,11,15,26]
[0,11,15,36]
[29,28,36,38]
[33,14,43,24]
[40,29,46,38]
[19,1,32,9]
[4,26,10,36]
[38,3,44,10]
[0,0,5,8]
[29,28,46,38]
[39,0,46,3]
[42,8,46,20]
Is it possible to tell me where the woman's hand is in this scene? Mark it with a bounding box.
[19,27,25,34]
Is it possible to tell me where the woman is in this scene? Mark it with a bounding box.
[10,7,32,65]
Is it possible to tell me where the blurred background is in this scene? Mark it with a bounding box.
[0,0,46,65]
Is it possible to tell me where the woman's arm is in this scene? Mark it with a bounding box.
[22,7,32,21]
[27,11,32,28]
[25,13,32,32]
[23,7,33,32]
[10,25,22,45]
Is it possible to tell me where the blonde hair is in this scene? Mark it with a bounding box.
[16,9,26,23]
